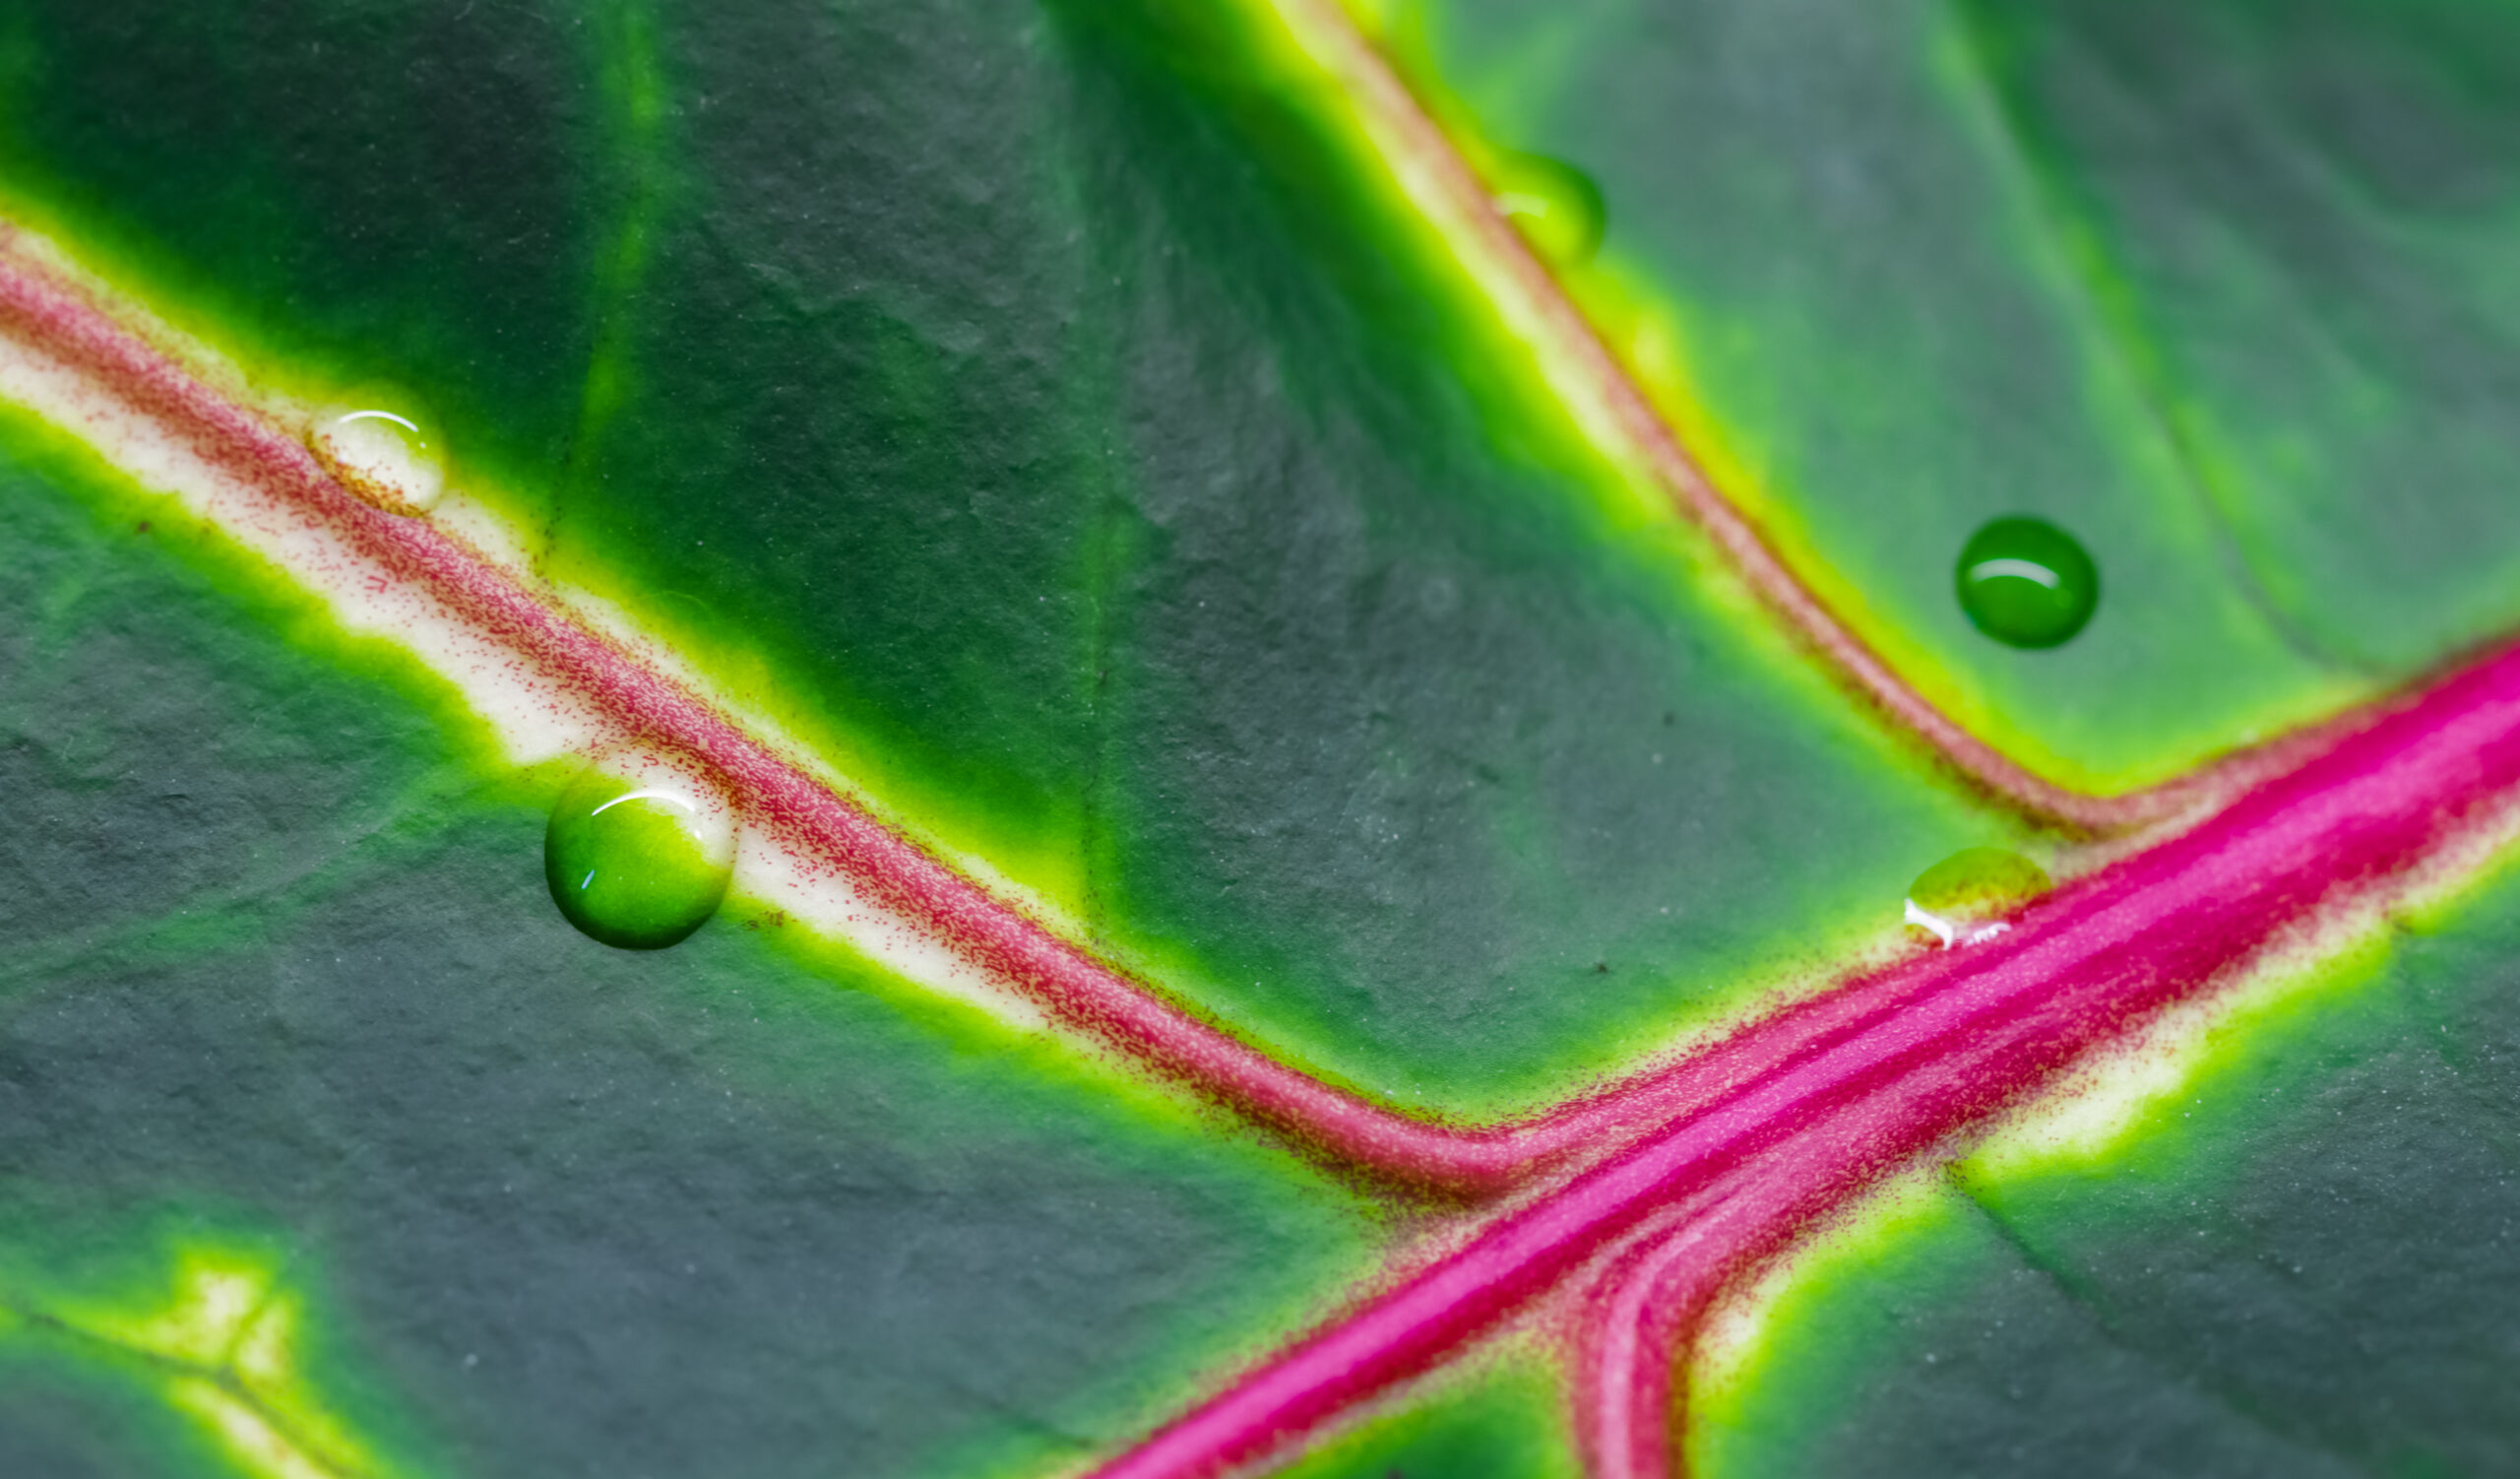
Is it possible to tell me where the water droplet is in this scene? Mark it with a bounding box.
[1955,517,2098,648]
[304,393,446,515]
[544,746,735,950]
[1904,847,2050,948]
[1911,847,2049,915]
[1492,153,1606,268]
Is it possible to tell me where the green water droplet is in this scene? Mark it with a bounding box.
[1492,153,1606,268]
[544,750,735,950]
[1955,516,2099,649]
[1904,846,2050,948]
[304,391,446,515]
[1909,847,2051,917]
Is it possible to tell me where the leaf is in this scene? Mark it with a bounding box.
[1694,862,2520,1476]
[0,0,2010,1116]
[0,432,1377,1475]
[2,0,2518,1476]
[1386,0,2449,788]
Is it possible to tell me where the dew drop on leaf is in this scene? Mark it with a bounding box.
[1492,153,1606,268]
[1955,516,2099,648]
[304,395,446,515]
[1910,847,2050,915]
[544,747,736,950]
[1904,846,2051,948]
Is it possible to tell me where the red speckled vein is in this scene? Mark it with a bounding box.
[13,225,2520,1479]
[1089,639,2520,1479]
[0,241,1522,1191]
[0,236,1815,1199]
[1280,0,2362,834]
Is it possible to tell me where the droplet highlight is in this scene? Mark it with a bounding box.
[1492,153,1606,268]
[304,394,445,515]
[1904,846,2050,949]
[1956,516,2098,649]
[544,747,735,950]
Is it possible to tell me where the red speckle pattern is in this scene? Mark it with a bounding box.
[9,228,2519,1479]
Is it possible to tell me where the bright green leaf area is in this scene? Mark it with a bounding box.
[0,433,1379,1475]
[1396,0,2379,791]
[1697,861,2520,1477]
[1274,1351,1581,1479]
[0,0,2014,1116]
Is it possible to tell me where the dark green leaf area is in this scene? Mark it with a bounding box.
[0,0,622,484]
[0,425,481,979]
[1703,865,2520,1477]
[0,1349,236,1479]
[1405,0,2350,786]
[1056,0,1999,1111]
[1962,0,2520,674]
[1696,1199,2357,1479]
[0,827,1368,1478]
[0,440,1372,1476]
[539,0,1138,885]
[0,0,1145,893]
[0,0,2010,1107]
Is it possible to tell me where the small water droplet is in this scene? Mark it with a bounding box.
[544,746,735,950]
[1492,153,1606,268]
[1904,846,2050,948]
[304,392,446,515]
[1956,517,2098,648]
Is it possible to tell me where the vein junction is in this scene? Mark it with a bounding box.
[0,19,2512,1462]
[1,1248,395,1479]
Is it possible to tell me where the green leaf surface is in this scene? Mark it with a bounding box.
[1961,0,2520,676]
[4,0,2520,1473]
[0,0,2018,1116]
[0,1350,252,1479]
[1276,1353,1581,1479]
[1394,0,2427,789]
[1698,861,2520,1476]
[0,437,1375,1475]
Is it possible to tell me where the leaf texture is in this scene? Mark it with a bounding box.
[4,0,2520,1476]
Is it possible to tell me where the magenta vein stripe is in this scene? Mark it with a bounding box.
[0,235,2212,1201]
[1089,639,2520,1479]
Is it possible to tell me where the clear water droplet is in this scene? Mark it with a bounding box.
[304,392,446,515]
[1492,153,1606,268]
[1956,517,2098,648]
[1905,846,2050,948]
[544,746,735,950]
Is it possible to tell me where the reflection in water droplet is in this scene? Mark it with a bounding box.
[1904,846,2051,949]
[544,747,735,950]
[1955,516,2098,649]
[304,396,446,515]
[1492,153,1606,268]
